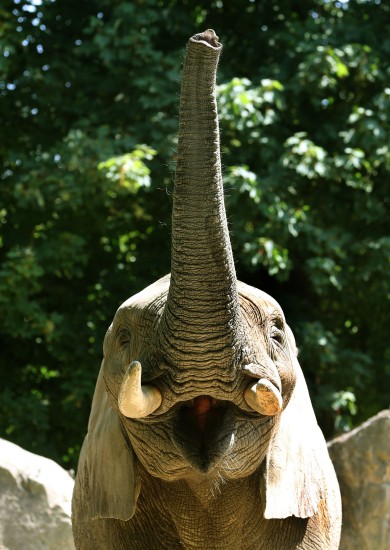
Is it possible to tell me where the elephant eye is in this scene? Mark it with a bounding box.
[269,316,285,351]
[118,329,131,348]
[271,327,284,346]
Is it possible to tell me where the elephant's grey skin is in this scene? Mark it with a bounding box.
[72,30,342,550]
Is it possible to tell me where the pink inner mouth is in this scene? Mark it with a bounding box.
[174,397,232,472]
[191,396,217,431]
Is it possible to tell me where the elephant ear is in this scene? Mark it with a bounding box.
[264,365,336,519]
[76,363,139,521]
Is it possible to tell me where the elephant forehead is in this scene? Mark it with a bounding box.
[237,280,285,320]
[118,274,171,317]
[114,275,284,325]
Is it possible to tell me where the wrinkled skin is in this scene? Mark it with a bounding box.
[72,30,341,550]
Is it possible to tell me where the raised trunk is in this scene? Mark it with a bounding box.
[159,30,243,370]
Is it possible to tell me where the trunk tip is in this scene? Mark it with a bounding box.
[190,29,221,49]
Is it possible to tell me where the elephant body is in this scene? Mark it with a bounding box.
[72,30,341,550]
[74,450,335,550]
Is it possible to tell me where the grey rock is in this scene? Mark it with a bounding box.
[328,409,390,550]
[0,438,75,550]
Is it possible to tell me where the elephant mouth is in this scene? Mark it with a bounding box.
[171,396,236,474]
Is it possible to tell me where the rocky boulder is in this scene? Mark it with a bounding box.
[328,409,390,550]
[0,438,75,550]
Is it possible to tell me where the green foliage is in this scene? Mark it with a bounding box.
[1,0,389,467]
[217,0,390,434]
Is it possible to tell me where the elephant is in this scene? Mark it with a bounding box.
[72,29,342,550]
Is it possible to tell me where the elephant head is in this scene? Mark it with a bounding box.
[73,30,341,549]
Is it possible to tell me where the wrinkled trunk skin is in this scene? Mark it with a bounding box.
[158,31,244,377]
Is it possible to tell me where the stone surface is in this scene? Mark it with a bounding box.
[328,409,390,550]
[0,438,75,550]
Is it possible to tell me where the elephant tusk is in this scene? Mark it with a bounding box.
[118,361,162,418]
[244,378,283,416]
